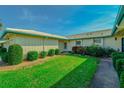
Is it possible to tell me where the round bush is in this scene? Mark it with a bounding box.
[0,47,7,52]
[0,47,7,56]
[8,44,23,65]
[41,51,47,58]
[116,59,124,75]
[112,52,124,68]
[48,49,55,56]
[1,52,8,63]
[55,49,60,55]
[85,45,116,57]
[27,51,39,61]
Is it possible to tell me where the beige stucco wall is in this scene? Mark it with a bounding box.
[58,41,65,52]
[67,40,75,51]
[43,38,59,51]
[103,36,122,51]
[67,39,96,51]
[83,39,93,46]
[93,38,104,47]
[4,34,59,58]
[3,32,124,57]
[67,29,111,39]
[67,39,94,51]
[67,37,121,51]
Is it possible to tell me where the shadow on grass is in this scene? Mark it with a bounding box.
[51,57,98,88]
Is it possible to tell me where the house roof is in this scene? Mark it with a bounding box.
[112,5,124,35]
[66,29,112,39]
[2,28,68,40]
[1,28,113,41]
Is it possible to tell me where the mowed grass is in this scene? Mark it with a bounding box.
[0,55,98,88]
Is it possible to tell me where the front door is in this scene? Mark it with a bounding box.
[64,42,67,51]
[58,41,68,52]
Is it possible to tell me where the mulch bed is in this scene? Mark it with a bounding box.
[0,56,59,71]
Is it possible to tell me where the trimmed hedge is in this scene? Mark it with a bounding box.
[72,46,86,54]
[72,45,116,57]
[0,47,7,53]
[120,71,124,88]
[112,52,124,68]
[111,52,124,88]
[72,46,79,54]
[55,49,60,55]
[85,45,116,57]
[85,45,101,56]
[1,52,8,63]
[0,47,7,56]
[8,44,23,65]
[41,51,47,58]
[116,59,124,75]
[105,48,116,57]
[48,49,55,56]
[27,51,39,61]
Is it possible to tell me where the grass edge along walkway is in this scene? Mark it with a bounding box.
[52,56,99,88]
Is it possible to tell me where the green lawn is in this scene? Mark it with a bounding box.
[0,55,98,88]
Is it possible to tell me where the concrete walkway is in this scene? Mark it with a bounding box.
[90,58,120,88]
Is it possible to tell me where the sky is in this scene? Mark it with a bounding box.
[0,5,119,36]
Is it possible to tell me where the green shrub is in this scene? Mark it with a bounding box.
[86,45,97,56]
[72,45,114,56]
[72,46,86,54]
[8,44,23,65]
[112,52,124,68]
[105,48,116,57]
[48,49,55,56]
[0,47,7,56]
[1,47,7,52]
[96,47,106,57]
[116,59,124,75]
[85,45,116,57]
[55,49,60,55]
[72,46,80,54]
[27,51,39,61]
[1,52,8,63]
[85,45,103,57]
[111,52,118,68]
[120,71,124,88]
[41,51,47,58]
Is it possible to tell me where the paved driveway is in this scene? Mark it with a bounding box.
[90,58,119,88]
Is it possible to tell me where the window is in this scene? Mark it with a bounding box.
[64,42,67,49]
[76,41,81,46]
[94,38,101,43]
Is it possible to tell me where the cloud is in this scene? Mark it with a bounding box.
[20,9,33,21]
[20,9,49,23]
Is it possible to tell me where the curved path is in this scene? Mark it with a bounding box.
[90,58,119,88]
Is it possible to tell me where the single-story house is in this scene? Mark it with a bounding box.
[0,5,124,58]
[112,5,124,51]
